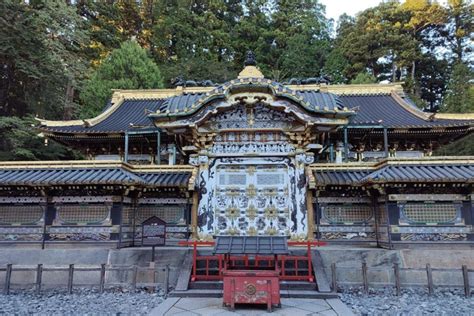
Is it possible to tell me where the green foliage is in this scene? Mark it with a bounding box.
[322,49,349,84]
[434,134,474,156]
[350,72,377,84]
[0,117,82,161]
[0,0,88,119]
[80,41,164,118]
[441,62,474,113]
[445,0,473,62]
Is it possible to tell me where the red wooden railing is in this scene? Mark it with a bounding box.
[178,240,326,282]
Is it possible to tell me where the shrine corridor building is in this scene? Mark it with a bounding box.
[0,63,473,249]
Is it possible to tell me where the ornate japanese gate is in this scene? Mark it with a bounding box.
[151,75,353,240]
[190,103,315,239]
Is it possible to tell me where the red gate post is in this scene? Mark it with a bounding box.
[307,241,313,282]
[192,240,197,281]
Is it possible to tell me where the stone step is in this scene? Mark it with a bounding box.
[188,280,317,290]
[170,288,339,299]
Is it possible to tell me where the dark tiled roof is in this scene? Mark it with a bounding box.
[0,167,191,187]
[214,236,288,255]
[361,164,474,183]
[42,99,166,134]
[138,172,191,187]
[296,91,345,111]
[158,93,203,113]
[314,170,372,186]
[340,94,466,128]
[0,168,142,186]
[41,91,472,135]
[313,162,473,185]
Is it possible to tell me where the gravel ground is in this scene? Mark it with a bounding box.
[340,287,474,316]
[0,288,164,315]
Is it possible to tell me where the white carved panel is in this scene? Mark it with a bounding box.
[196,157,309,239]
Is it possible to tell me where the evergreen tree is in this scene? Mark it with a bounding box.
[0,0,88,119]
[80,41,164,118]
[441,62,474,113]
[268,0,331,80]
[0,116,81,161]
[444,0,473,63]
[350,72,377,84]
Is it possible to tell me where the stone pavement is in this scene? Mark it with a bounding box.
[149,297,355,316]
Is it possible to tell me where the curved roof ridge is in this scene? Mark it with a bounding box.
[152,77,354,119]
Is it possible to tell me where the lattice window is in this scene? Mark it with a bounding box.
[136,205,185,224]
[323,204,373,224]
[0,205,43,224]
[122,206,135,224]
[56,204,109,224]
[401,203,458,224]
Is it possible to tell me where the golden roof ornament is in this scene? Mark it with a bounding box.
[238,50,264,79]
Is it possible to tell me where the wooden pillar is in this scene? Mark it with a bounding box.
[124,132,129,163]
[191,191,199,240]
[156,130,161,165]
[306,190,315,240]
[383,127,389,158]
[343,127,349,162]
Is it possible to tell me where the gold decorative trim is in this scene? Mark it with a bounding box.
[36,119,84,127]
[434,113,474,120]
[188,167,198,191]
[317,83,404,95]
[306,166,317,189]
[238,65,264,79]
[0,160,195,172]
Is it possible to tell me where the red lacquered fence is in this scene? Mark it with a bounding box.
[178,240,326,282]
